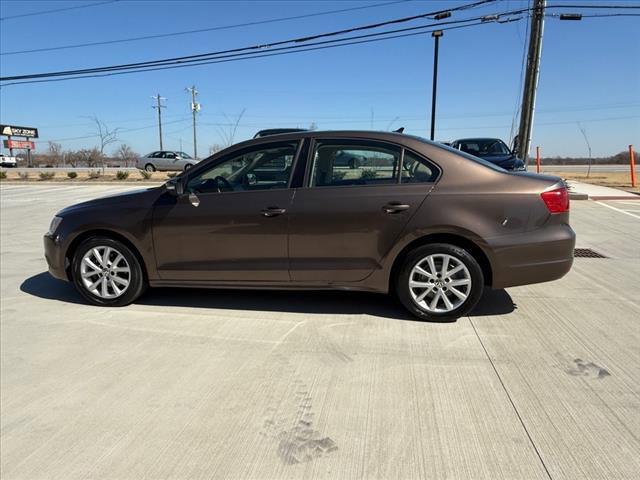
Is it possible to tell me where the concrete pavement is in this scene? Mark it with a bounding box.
[1,184,639,479]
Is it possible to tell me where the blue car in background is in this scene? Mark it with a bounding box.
[450,138,526,171]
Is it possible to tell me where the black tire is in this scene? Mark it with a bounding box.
[183,163,193,171]
[72,236,147,307]
[144,163,156,172]
[396,243,484,322]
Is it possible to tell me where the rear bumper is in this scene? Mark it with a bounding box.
[44,234,69,281]
[490,224,576,289]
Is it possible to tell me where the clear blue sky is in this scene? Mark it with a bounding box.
[0,0,638,158]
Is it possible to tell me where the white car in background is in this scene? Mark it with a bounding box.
[136,151,198,172]
[0,154,18,168]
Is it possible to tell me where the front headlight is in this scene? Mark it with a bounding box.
[47,216,63,235]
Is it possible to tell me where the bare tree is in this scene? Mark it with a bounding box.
[308,122,318,131]
[115,144,137,167]
[216,108,246,147]
[577,123,593,178]
[65,150,79,167]
[209,144,224,155]
[47,141,63,166]
[76,148,103,168]
[84,116,119,172]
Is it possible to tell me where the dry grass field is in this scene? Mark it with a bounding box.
[542,170,639,193]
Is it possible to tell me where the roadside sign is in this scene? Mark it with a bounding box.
[0,124,39,138]
[3,139,35,150]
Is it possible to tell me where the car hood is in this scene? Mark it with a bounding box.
[57,187,163,216]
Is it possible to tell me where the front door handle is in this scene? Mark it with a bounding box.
[383,202,410,214]
[261,207,286,217]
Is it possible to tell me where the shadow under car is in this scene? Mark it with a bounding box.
[20,272,516,321]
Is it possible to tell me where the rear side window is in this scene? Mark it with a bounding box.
[309,140,400,187]
[401,151,439,183]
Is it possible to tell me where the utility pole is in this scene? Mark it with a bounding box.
[152,94,166,150]
[514,0,546,164]
[186,85,200,159]
[430,30,443,141]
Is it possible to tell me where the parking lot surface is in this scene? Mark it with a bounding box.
[1,184,639,480]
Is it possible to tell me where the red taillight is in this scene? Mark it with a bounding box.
[541,186,569,213]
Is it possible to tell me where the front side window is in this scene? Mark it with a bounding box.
[401,151,439,183]
[186,142,298,194]
[309,140,400,187]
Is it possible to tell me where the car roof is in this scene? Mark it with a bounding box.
[208,130,450,163]
[247,129,423,142]
[453,137,504,142]
[254,128,308,138]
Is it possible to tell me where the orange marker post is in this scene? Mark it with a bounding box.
[630,145,636,188]
[536,146,541,173]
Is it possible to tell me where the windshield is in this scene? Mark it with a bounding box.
[456,139,511,156]
[178,152,192,159]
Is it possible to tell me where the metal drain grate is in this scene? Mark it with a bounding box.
[574,248,608,258]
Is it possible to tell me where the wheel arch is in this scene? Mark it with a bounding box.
[65,229,149,282]
[388,232,493,291]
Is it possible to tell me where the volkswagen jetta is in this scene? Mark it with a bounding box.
[44,131,575,321]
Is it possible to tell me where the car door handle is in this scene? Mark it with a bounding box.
[261,207,286,217]
[382,203,410,214]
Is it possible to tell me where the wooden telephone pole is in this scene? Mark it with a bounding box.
[152,94,166,150]
[514,0,546,164]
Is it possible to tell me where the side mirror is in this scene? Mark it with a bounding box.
[165,178,184,196]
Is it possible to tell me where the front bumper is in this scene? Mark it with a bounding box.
[490,223,576,289]
[44,233,69,281]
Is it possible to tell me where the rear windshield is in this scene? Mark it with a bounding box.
[407,134,507,173]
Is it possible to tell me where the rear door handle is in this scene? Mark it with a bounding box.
[383,202,410,214]
[261,207,286,217]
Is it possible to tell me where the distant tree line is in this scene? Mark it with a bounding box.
[22,141,139,168]
[540,150,638,165]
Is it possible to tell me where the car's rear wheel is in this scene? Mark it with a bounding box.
[72,236,146,307]
[144,163,156,172]
[396,243,484,322]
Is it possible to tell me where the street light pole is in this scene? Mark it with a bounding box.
[430,30,443,141]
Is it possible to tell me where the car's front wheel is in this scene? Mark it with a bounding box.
[72,236,146,306]
[396,243,484,322]
[183,163,193,171]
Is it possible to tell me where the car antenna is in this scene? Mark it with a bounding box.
[393,127,405,133]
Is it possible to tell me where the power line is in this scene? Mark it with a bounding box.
[1,3,637,86]
[0,20,500,86]
[32,117,190,143]
[0,0,499,81]
[547,13,640,18]
[0,0,411,55]
[0,1,119,21]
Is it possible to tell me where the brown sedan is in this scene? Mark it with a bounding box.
[44,131,575,321]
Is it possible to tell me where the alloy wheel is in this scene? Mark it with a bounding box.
[408,253,472,313]
[80,246,131,299]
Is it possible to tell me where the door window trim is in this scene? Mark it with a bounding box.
[400,147,442,184]
[183,139,303,194]
[304,137,405,189]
